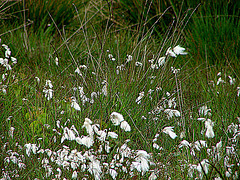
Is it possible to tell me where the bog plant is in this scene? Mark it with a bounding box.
[0,1,240,180]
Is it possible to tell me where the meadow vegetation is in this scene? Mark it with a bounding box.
[0,0,239,179]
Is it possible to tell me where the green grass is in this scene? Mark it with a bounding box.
[1,0,240,179]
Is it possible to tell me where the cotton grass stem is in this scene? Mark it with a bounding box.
[174,73,185,131]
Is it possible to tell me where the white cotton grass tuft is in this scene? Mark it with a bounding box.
[70,97,81,111]
[55,57,59,66]
[88,158,102,180]
[164,109,181,119]
[109,169,118,179]
[76,136,94,148]
[101,80,108,96]
[166,47,177,57]
[82,118,93,136]
[166,45,187,57]
[173,45,188,55]
[132,150,150,175]
[179,140,191,148]
[9,127,15,138]
[110,112,124,126]
[197,159,210,179]
[158,57,166,66]
[35,77,40,83]
[149,172,157,180]
[193,140,207,151]
[42,80,54,100]
[162,126,177,139]
[228,76,235,85]
[136,91,144,104]
[120,121,131,132]
[205,119,215,138]
[199,105,211,116]
[107,131,118,139]
[216,77,225,85]
[75,67,82,76]
[72,170,77,179]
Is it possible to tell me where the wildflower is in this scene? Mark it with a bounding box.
[45,80,53,88]
[18,162,26,169]
[79,64,88,70]
[82,118,93,136]
[162,126,177,139]
[216,77,225,85]
[166,47,176,57]
[102,80,108,96]
[153,143,161,150]
[43,88,53,100]
[2,86,7,94]
[108,53,113,59]
[164,109,181,118]
[61,127,76,143]
[109,169,118,179]
[72,170,77,179]
[45,149,52,157]
[188,164,198,178]
[55,57,59,66]
[96,130,107,141]
[71,97,81,111]
[24,143,32,156]
[75,67,82,76]
[216,141,222,152]
[55,168,62,178]
[158,57,166,66]
[45,165,53,178]
[171,66,180,74]
[126,54,133,62]
[194,140,207,151]
[35,77,40,83]
[88,158,102,180]
[90,92,98,103]
[11,57,17,64]
[31,144,38,154]
[173,45,188,55]
[151,63,158,69]
[168,97,177,108]
[110,112,124,126]
[197,117,206,121]
[217,72,221,76]
[136,91,144,104]
[9,127,15,138]
[120,121,131,132]
[134,150,150,175]
[119,142,132,162]
[76,136,94,148]
[199,105,211,116]
[149,172,157,180]
[2,73,7,81]
[197,159,209,179]
[228,76,235,85]
[67,127,76,140]
[179,140,191,148]
[105,141,111,153]
[108,131,118,139]
[205,119,215,138]
[135,61,143,66]
[237,87,240,96]
[116,64,124,74]
[130,161,141,172]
